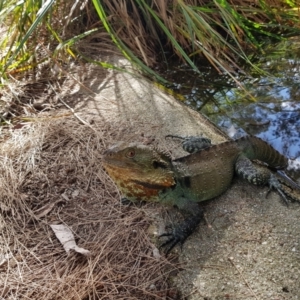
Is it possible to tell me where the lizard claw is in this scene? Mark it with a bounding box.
[266,188,289,207]
[267,175,289,206]
[159,227,187,255]
[159,232,182,255]
[158,211,203,255]
[165,134,186,140]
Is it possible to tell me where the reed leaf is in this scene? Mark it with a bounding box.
[92,0,169,83]
[1,0,55,74]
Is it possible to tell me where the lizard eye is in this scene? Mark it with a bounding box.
[126,149,135,158]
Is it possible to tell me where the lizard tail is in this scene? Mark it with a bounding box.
[240,136,288,169]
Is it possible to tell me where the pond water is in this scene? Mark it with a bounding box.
[159,38,300,179]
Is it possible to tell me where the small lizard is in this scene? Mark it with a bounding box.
[102,135,300,253]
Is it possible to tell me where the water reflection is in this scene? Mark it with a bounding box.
[159,39,300,178]
[205,57,300,178]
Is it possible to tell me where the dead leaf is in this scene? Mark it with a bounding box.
[152,247,161,259]
[0,253,13,268]
[71,189,79,198]
[61,193,70,201]
[50,224,91,257]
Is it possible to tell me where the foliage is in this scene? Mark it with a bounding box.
[0,0,100,80]
[0,0,299,84]
[94,0,300,79]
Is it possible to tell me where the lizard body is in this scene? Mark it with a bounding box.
[103,135,300,253]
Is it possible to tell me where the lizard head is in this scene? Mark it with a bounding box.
[102,142,175,202]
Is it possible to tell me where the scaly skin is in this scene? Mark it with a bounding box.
[102,135,300,253]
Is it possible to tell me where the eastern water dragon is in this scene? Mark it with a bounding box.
[102,135,300,253]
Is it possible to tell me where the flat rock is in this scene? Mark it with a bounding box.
[63,55,300,299]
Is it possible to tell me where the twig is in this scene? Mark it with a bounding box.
[48,83,96,132]
[228,257,259,300]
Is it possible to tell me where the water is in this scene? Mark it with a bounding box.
[204,58,300,178]
[160,39,300,178]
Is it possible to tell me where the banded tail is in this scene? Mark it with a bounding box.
[238,136,288,169]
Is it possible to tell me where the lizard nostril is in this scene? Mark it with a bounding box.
[153,161,167,169]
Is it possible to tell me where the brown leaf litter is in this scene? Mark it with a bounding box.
[0,117,179,299]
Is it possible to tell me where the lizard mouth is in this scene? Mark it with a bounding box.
[102,163,163,201]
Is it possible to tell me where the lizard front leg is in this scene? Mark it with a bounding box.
[166,135,212,153]
[159,199,203,254]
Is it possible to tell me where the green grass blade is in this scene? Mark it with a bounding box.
[91,0,169,84]
[3,0,56,73]
[136,0,200,73]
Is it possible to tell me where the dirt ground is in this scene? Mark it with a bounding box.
[172,181,300,299]
[1,55,300,299]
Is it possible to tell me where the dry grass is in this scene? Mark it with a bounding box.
[0,117,178,299]
[101,0,299,71]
